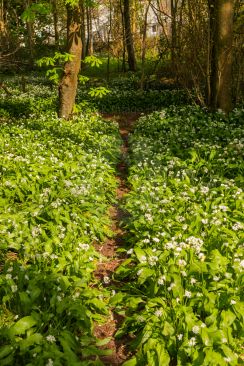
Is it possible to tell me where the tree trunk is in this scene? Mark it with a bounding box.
[80,0,86,60]
[58,4,82,119]
[209,0,234,113]
[170,0,177,72]
[141,1,150,89]
[119,0,126,72]
[25,0,35,68]
[86,7,93,56]
[123,0,136,71]
[52,0,59,47]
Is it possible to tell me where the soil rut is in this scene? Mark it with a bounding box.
[94,113,140,365]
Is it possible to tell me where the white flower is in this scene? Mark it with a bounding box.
[103,276,110,284]
[184,290,192,298]
[232,222,243,231]
[201,323,206,328]
[240,260,244,268]
[137,269,143,276]
[46,335,56,343]
[222,338,228,343]
[223,357,232,363]
[46,359,54,366]
[219,205,228,212]
[141,255,147,263]
[127,248,133,254]
[201,219,208,224]
[148,256,158,266]
[200,186,209,194]
[11,285,18,293]
[178,259,187,267]
[177,333,183,340]
[155,309,163,317]
[153,237,160,243]
[6,274,12,280]
[167,283,176,291]
[192,325,200,334]
[213,276,220,281]
[230,300,236,305]
[78,243,90,251]
[198,252,205,261]
[31,225,41,237]
[188,337,196,346]
[158,276,166,285]
[190,278,197,285]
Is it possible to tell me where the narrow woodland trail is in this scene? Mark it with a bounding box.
[94,113,141,365]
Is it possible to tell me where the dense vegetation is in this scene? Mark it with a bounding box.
[0,0,243,365]
[0,83,122,365]
[115,106,244,365]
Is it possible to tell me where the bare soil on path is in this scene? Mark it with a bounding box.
[94,113,141,365]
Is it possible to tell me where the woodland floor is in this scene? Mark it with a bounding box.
[94,113,141,365]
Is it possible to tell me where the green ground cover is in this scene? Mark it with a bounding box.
[0,77,243,366]
[114,106,244,366]
[0,85,121,365]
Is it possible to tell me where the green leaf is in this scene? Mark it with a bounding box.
[156,344,170,366]
[96,338,111,347]
[19,333,43,351]
[0,346,13,360]
[9,316,37,336]
[162,321,174,337]
[84,55,102,68]
[220,310,236,328]
[122,357,137,366]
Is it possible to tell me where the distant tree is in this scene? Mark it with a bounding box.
[209,0,235,113]
[123,0,137,71]
[58,1,82,119]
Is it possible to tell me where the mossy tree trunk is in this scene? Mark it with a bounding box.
[123,0,136,71]
[209,0,234,113]
[58,3,82,119]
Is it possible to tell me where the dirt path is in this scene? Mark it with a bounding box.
[94,113,141,365]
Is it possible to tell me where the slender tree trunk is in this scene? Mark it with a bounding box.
[58,4,82,119]
[119,0,126,72]
[210,0,234,113]
[52,0,59,47]
[25,0,35,67]
[170,0,177,72]
[123,0,136,71]
[80,0,86,60]
[141,1,150,89]
[86,7,93,56]
[107,0,112,81]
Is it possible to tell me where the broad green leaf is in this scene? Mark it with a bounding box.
[9,316,37,335]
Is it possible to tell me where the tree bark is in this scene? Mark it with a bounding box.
[25,0,35,68]
[209,0,234,113]
[52,0,59,48]
[80,0,86,60]
[119,0,126,72]
[86,6,93,56]
[141,1,150,89]
[58,4,82,119]
[123,0,136,71]
[170,0,177,72]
